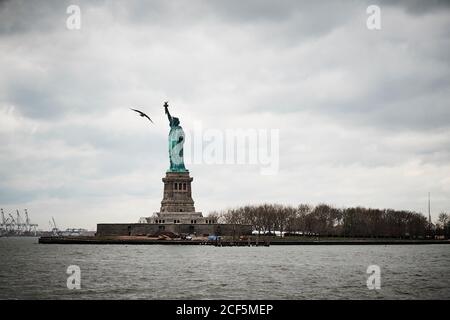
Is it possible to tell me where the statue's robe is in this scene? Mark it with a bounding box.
[168,123,187,172]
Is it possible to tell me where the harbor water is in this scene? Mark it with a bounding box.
[0,237,449,299]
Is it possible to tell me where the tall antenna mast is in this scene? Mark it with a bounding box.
[428,192,431,225]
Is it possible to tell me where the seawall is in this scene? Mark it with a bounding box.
[38,237,450,245]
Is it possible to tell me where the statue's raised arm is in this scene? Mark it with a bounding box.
[164,101,173,125]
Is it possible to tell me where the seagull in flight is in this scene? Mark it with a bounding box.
[130,108,154,124]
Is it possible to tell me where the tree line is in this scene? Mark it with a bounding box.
[209,204,449,238]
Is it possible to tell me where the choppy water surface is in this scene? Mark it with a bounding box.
[0,237,449,299]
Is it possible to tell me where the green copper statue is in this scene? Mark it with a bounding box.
[164,102,187,172]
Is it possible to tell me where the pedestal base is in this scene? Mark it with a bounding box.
[140,212,214,224]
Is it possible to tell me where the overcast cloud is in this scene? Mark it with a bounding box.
[1,0,449,230]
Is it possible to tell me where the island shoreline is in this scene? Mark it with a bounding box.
[37,236,450,245]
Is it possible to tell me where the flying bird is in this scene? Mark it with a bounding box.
[130,108,154,124]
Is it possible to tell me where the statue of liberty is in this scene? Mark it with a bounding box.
[164,102,187,172]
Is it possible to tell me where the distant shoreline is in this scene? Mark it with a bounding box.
[37,236,450,245]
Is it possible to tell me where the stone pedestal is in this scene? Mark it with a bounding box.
[160,171,196,213]
[138,171,215,225]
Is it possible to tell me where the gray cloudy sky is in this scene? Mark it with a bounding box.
[1,0,449,230]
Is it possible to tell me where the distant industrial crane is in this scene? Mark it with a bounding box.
[8,213,16,232]
[1,208,10,233]
[24,209,38,235]
[50,217,60,236]
[16,209,24,234]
